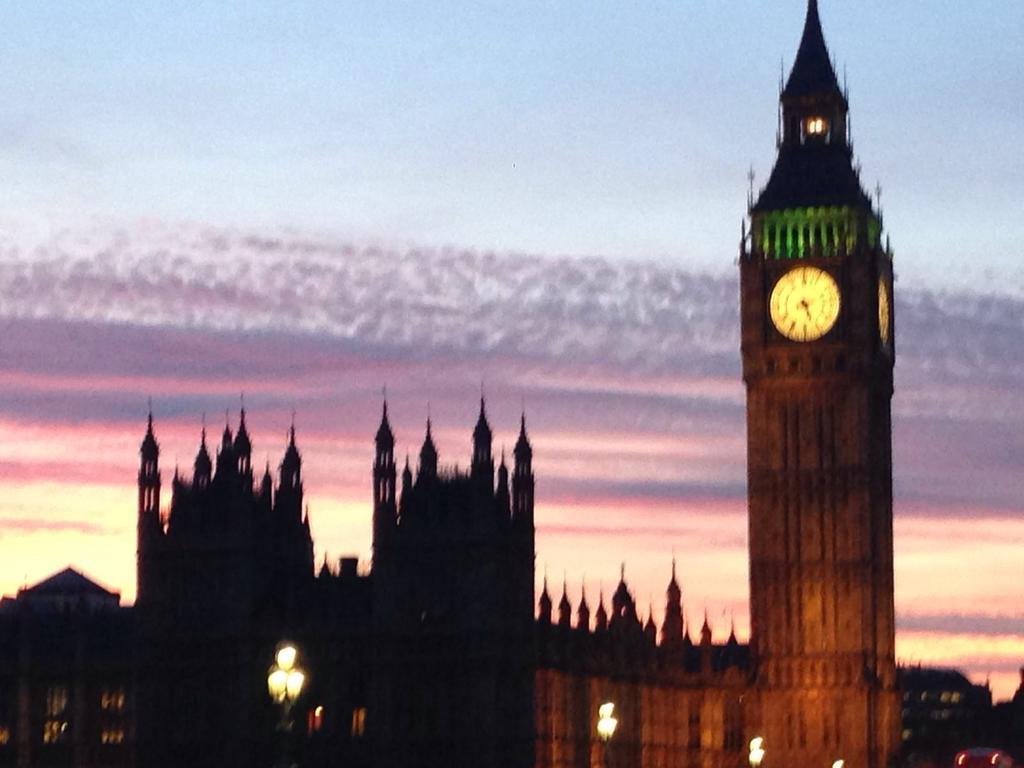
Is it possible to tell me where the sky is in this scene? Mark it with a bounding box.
[0,2,1022,699]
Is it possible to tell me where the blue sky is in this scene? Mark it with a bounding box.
[1,1,1022,284]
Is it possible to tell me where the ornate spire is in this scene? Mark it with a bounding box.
[538,575,553,625]
[644,606,657,644]
[141,407,158,459]
[783,0,843,101]
[514,412,531,460]
[473,396,491,441]
[558,578,572,628]
[281,420,301,490]
[234,404,252,476]
[193,423,212,488]
[594,585,608,632]
[419,417,438,478]
[577,584,591,631]
[376,399,394,448]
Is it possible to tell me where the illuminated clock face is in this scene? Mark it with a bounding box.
[878,279,891,344]
[769,266,841,342]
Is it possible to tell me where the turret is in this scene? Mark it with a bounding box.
[644,608,657,646]
[557,579,572,629]
[373,402,398,540]
[610,565,639,631]
[538,577,552,625]
[280,425,301,490]
[138,410,160,519]
[137,409,161,604]
[259,461,273,504]
[661,559,685,655]
[471,397,494,492]
[418,419,438,481]
[576,586,590,631]
[594,587,608,633]
[700,612,713,674]
[512,414,534,526]
[277,425,303,521]
[495,451,510,517]
[234,407,252,479]
[399,454,412,514]
[216,419,236,478]
[193,428,212,490]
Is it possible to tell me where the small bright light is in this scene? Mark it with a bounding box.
[268,669,288,702]
[596,701,618,741]
[832,760,845,768]
[314,705,323,717]
[806,117,827,135]
[286,670,305,700]
[276,644,298,672]
[749,736,765,767]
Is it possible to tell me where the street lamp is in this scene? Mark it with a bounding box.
[597,702,618,768]
[267,642,306,768]
[749,736,765,768]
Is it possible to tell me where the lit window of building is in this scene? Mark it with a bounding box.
[307,705,324,735]
[0,725,10,745]
[351,706,367,738]
[43,685,70,744]
[101,728,125,745]
[101,688,126,712]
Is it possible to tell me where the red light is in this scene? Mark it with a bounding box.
[957,754,966,766]
[990,754,999,766]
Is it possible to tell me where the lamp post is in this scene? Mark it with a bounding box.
[749,736,765,768]
[267,642,306,768]
[597,701,618,768]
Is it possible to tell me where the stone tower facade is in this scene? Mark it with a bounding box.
[741,2,900,767]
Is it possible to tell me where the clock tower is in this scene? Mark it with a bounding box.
[741,2,899,767]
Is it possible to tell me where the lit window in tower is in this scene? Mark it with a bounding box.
[805,117,828,137]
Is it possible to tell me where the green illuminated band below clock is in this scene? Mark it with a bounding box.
[769,266,841,342]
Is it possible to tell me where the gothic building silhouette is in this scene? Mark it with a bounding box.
[0,2,907,767]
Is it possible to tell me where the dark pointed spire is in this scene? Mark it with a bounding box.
[194,423,212,488]
[234,403,251,454]
[701,610,713,646]
[419,416,438,478]
[221,410,233,450]
[538,575,553,624]
[644,605,657,644]
[595,585,608,632]
[141,407,158,459]
[376,399,394,448]
[558,578,572,628]
[473,396,491,440]
[514,412,531,460]
[783,0,844,101]
[577,583,591,631]
[281,421,301,490]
